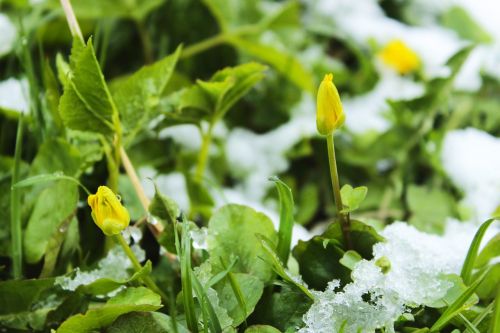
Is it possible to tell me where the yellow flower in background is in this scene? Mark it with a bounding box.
[88,186,130,236]
[379,39,420,74]
[316,73,344,136]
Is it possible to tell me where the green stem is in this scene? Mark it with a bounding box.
[195,123,214,181]
[135,19,154,64]
[181,34,228,59]
[10,115,24,279]
[112,233,169,303]
[326,133,351,249]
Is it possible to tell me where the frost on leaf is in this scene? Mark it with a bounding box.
[55,244,145,292]
[299,222,475,333]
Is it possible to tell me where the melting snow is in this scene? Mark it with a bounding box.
[0,78,30,113]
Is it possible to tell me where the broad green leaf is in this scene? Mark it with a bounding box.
[491,287,500,333]
[213,272,264,326]
[227,36,314,93]
[107,312,190,333]
[207,204,278,282]
[407,185,455,234]
[271,176,295,265]
[112,46,181,141]
[56,287,162,333]
[426,274,469,308]
[461,219,496,285]
[340,185,368,213]
[59,38,117,136]
[245,325,281,333]
[293,220,383,289]
[0,278,55,315]
[201,0,260,32]
[475,233,500,268]
[24,180,79,263]
[442,6,492,43]
[476,263,500,300]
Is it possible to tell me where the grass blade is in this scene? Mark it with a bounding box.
[191,272,222,333]
[460,219,496,285]
[491,287,500,333]
[10,115,24,279]
[270,176,294,265]
[174,214,198,333]
[431,268,490,332]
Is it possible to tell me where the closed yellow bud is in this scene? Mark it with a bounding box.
[316,73,344,136]
[87,186,130,236]
[379,39,420,74]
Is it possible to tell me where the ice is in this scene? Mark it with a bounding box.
[441,128,500,222]
[0,78,30,114]
[55,244,145,292]
[299,221,477,333]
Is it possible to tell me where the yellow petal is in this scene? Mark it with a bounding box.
[316,73,344,136]
[87,186,130,236]
[379,40,420,74]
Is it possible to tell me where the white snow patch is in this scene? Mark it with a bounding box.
[159,124,202,151]
[441,128,500,222]
[344,72,424,133]
[0,78,30,113]
[140,168,190,212]
[0,14,16,56]
[300,221,476,333]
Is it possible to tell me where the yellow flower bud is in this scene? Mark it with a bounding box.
[87,186,130,236]
[316,73,344,136]
[379,39,420,74]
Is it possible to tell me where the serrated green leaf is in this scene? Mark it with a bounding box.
[112,46,181,142]
[59,38,117,136]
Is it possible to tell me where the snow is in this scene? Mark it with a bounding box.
[441,128,500,222]
[0,14,16,57]
[0,78,30,114]
[140,168,191,212]
[299,221,477,333]
[159,124,202,151]
[344,72,424,133]
[55,244,145,292]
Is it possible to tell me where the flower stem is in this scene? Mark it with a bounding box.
[326,133,351,249]
[181,34,228,59]
[195,123,214,182]
[113,233,169,303]
[60,0,84,42]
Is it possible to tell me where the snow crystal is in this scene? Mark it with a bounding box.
[0,78,30,113]
[190,227,208,250]
[55,244,145,291]
[300,221,476,333]
[0,14,16,57]
[441,128,500,222]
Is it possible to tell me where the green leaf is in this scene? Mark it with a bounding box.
[149,183,181,253]
[461,219,496,285]
[476,263,500,300]
[271,176,295,265]
[227,36,314,93]
[340,185,368,213]
[201,0,260,32]
[491,287,500,333]
[293,220,383,289]
[59,38,117,136]
[191,271,223,332]
[56,287,162,333]
[0,278,55,315]
[245,325,281,333]
[475,233,500,268]
[207,204,278,282]
[79,261,153,295]
[430,268,490,332]
[180,62,267,121]
[24,180,79,263]
[407,185,456,234]
[107,312,190,333]
[339,250,362,270]
[112,46,181,142]
[213,273,264,326]
[441,6,492,43]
